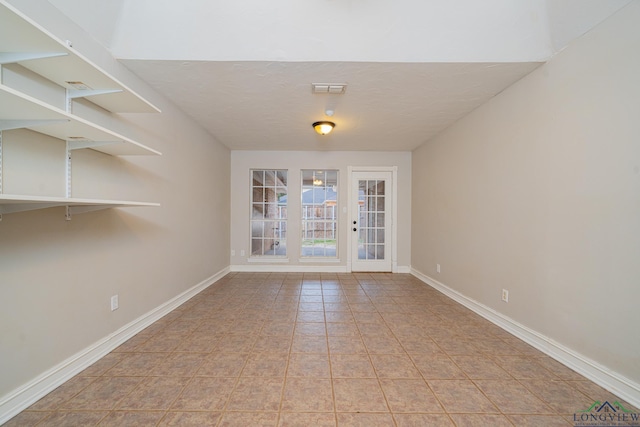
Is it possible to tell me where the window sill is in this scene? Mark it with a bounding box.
[247,257,290,263]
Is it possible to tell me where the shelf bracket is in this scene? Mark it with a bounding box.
[67,88,123,99]
[0,119,69,131]
[65,141,72,199]
[67,140,120,151]
[67,205,112,216]
[64,88,123,113]
[0,52,68,65]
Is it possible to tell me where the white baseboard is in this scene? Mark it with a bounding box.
[230,264,412,273]
[0,267,230,425]
[231,264,348,273]
[411,268,640,409]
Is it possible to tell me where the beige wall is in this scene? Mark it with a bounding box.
[0,3,231,399]
[412,3,640,384]
[231,151,411,271]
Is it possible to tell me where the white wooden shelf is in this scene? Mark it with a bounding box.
[0,1,160,114]
[0,194,160,219]
[0,84,161,156]
[0,2,161,220]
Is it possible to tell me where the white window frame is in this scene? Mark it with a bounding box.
[249,169,288,258]
[300,169,339,259]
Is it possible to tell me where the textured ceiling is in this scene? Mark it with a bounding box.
[121,60,541,151]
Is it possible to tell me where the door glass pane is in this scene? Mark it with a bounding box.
[357,179,388,261]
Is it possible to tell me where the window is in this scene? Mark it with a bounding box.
[301,170,338,257]
[250,170,287,256]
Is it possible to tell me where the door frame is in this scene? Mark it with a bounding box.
[347,166,398,273]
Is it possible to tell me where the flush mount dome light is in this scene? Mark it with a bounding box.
[312,121,335,135]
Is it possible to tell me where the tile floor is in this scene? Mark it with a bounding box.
[5,273,637,426]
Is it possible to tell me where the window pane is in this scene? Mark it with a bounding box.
[252,170,264,185]
[264,171,276,186]
[251,239,263,256]
[252,187,264,203]
[251,223,263,238]
[277,170,287,186]
[301,170,314,185]
[252,203,264,219]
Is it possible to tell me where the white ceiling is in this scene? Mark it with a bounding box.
[46,0,632,152]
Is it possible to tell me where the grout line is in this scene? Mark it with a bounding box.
[274,278,295,426]
[322,279,339,425]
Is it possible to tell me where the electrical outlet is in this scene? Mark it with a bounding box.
[240,249,245,257]
[501,289,509,303]
[110,295,119,311]
[436,264,441,273]
[231,249,236,256]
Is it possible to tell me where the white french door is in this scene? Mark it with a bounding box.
[350,170,393,272]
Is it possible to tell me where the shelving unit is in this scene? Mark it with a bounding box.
[0,0,161,220]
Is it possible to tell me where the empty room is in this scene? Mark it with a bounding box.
[1,0,639,426]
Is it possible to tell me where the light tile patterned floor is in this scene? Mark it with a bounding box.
[6,273,638,426]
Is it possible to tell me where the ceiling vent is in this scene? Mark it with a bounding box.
[312,83,347,94]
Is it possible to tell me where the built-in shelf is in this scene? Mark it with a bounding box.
[0,1,160,114]
[0,84,161,156]
[0,194,160,219]
[0,2,161,219]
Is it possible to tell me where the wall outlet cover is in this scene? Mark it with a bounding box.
[110,295,119,311]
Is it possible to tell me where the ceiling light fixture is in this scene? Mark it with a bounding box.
[313,121,335,135]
